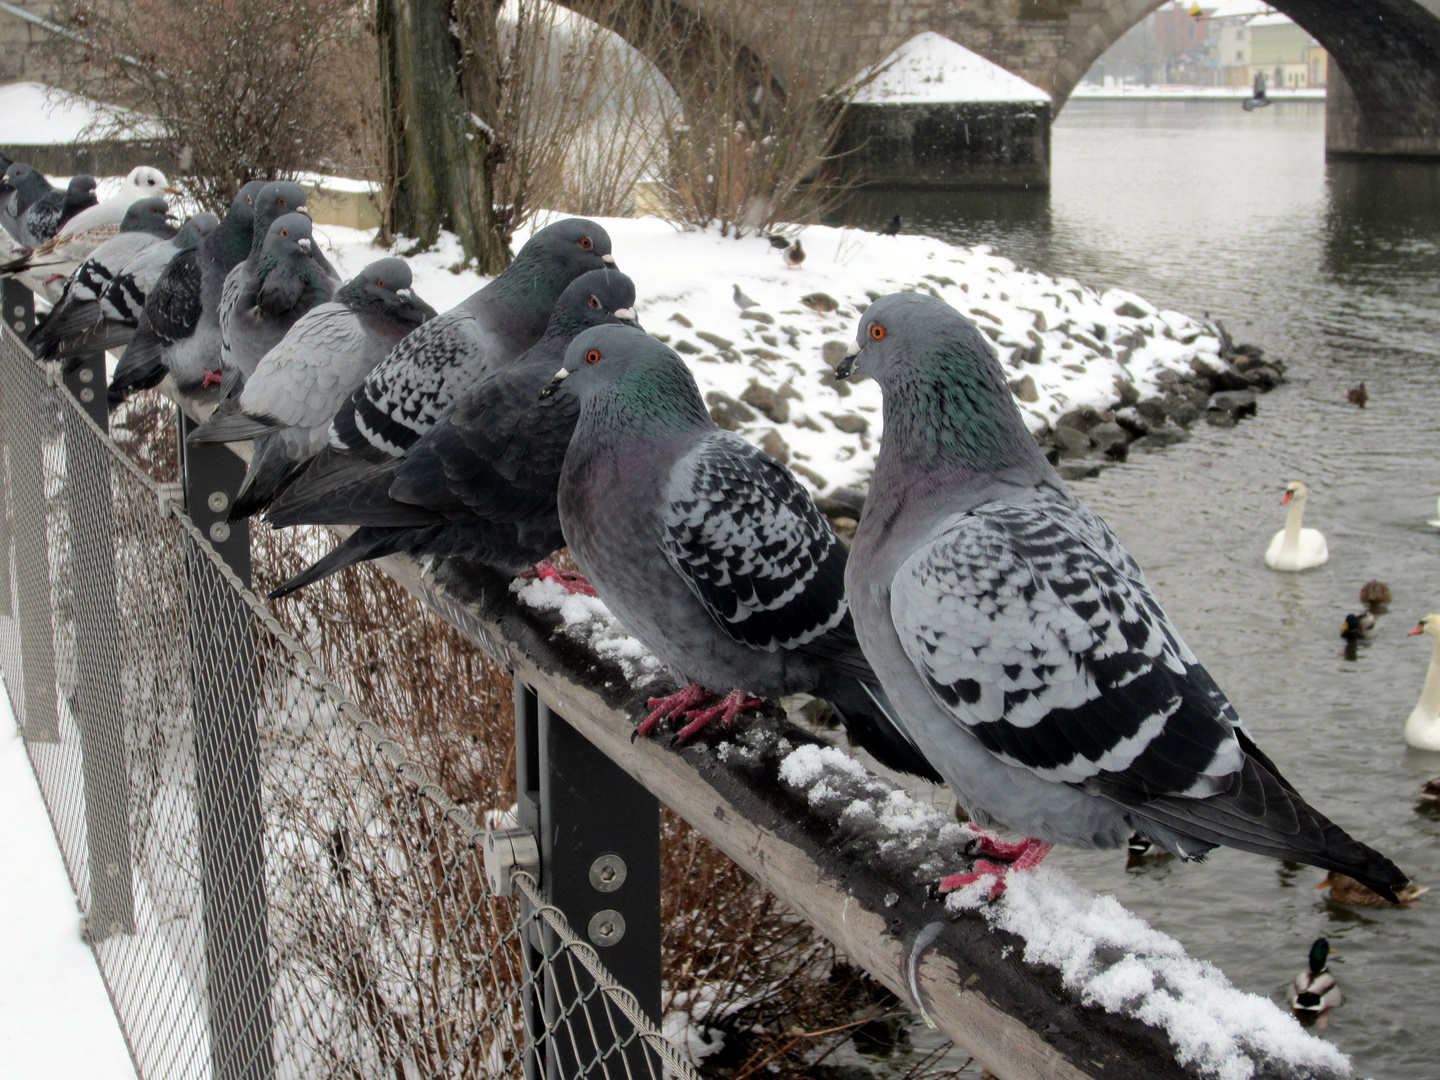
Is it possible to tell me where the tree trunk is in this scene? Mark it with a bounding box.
[377,0,508,272]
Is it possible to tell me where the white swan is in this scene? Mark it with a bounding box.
[1265,480,1329,571]
[1405,615,1440,751]
[1428,496,1440,528]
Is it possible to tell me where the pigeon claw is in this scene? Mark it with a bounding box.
[939,836,1053,902]
[637,682,713,740]
[672,689,764,743]
[202,369,224,388]
[521,559,598,597]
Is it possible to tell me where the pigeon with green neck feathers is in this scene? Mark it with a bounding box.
[264,269,638,598]
[110,181,263,404]
[836,291,1409,900]
[547,324,941,781]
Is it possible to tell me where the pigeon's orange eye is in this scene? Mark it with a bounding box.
[586,349,601,364]
[870,324,886,341]
[588,295,601,308]
[579,237,593,249]
[376,279,385,289]
[280,228,289,237]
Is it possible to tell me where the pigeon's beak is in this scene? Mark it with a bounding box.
[540,367,570,399]
[298,237,312,252]
[396,287,413,299]
[1409,623,1426,636]
[614,307,636,324]
[834,340,861,380]
[601,253,615,266]
[298,205,312,217]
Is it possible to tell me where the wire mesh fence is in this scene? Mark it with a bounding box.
[0,323,696,1080]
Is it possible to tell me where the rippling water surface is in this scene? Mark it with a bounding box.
[845,100,1440,1078]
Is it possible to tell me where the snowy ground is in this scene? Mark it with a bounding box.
[0,683,137,1080]
[311,212,1226,496]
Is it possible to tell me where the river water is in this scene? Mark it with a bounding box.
[846,101,1440,1078]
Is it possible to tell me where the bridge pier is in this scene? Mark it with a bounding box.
[1325,64,1440,161]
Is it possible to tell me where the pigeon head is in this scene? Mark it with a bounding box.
[251,181,309,254]
[838,291,1040,469]
[208,181,267,266]
[174,211,220,250]
[547,269,639,338]
[541,324,708,431]
[513,217,615,283]
[122,166,176,195]
[3,163,44,193]
[61,174,99,215]
[261,211,314,262]
[336,257,436,327]
[118,196,172,234]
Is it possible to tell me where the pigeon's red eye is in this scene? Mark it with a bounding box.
[579,237,593,249]
[280,228,289,237]
[278,198,287,206]
[586,349,601,364]
[588,295,601,308]
[376,280,385,289]
[870,324,886,341]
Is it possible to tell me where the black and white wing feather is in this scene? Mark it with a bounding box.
[661,432,848,653]
[891,493,1244,796]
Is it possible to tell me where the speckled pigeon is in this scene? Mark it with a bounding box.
[110,181,263,404]
[10,174,97,248]
[49,211,219,364]
[29,197,176,361]
[834,291,1408,899]
[263,269,639,598]
[296,217,616,483]
[186,257,436,520]
[546,324,941,780]
[217,212,337,384]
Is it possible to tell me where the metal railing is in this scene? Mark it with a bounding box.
[0,294,694,1080]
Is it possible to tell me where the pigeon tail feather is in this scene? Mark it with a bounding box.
[816,672,942,782]
[268,526,412,599]
[228,435,305,521]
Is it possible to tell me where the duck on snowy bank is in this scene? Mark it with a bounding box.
[1265,481,1328,571]
[1405,615,1440,751]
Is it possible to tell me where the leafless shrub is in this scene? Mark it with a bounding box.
[45,0,375,210]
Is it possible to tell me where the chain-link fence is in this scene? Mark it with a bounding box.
[0,320,696,1080]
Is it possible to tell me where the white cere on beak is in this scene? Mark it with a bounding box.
[614,308,635,322]
[396,287,413,299]
[297,237,311,252]
[553,367,570,381]
[600,253,615,265]
[845,341,860,357]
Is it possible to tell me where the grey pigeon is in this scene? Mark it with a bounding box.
[732,283,758,310]
[0,155,21,239]
[288,217,615,483]
[546,324,941,780]
[110,181,263,404]
[0,164,56,238]
[218,212,337,383]
[219,180,339,378]
[54,211,219,363]
[186,257,436,520]
[12,174,97,249]
[30,197,175,361]
[834,291,1408,898]
[263,269,639,597]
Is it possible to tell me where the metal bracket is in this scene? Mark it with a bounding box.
[485,827,540,897]
[155,482,184,518]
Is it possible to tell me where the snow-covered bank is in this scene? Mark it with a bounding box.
[1071,84,1325,102]
[313,213,1277,497]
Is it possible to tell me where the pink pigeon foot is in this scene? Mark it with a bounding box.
[672,688,764,743]
[635,682,713,740]
[939,836,1053,902]
[520,559,598,597]
[202,369,224,388]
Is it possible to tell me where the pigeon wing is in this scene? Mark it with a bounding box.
[660,433,847,652]
[891,496,1243,796]
[146,247,203,344]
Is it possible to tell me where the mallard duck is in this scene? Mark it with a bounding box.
[1289,939,1342,1017]
[1341,613,1376,641]
[1418,775,1440,806]
[1318,871,1428,907]
[783,239,805,270]
[1265,481,1329,571]
[1346,382,1367,408]
[1360,580,1391,607]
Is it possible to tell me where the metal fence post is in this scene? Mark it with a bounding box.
[179,412,275,1080]
[516,681,662,1080]
[4,281,59,742]
[61,349,135,940]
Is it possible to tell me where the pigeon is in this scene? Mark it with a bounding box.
[263,269,639,598]
[186,257,437,520]
[764,234,790,250]
[279,217,615,496]
[10,174,97,248]
[109,181,263,404]
[545,324,941,781]
[732,283,758,310]
[783,239,805,270]
[879,214,901,237]
[0,164,55,238]
[28,197,176,361]
[219,180,338,379]
[218,211,337,384]
[56,166,174,238]
[1288,939,1340,1017]
[834,291,1409,899]
[0,154,20,237]
[50,211,219,365]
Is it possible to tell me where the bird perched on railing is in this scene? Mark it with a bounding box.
[264,269,638,597]
[544,324,941,782]
[8,172,96,249]
[186,257,436,520]
[280,218,615,487]
[56,166,173,237]
[833,292,1409,900]
[28,197,177,361]
[109,181,264,404]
